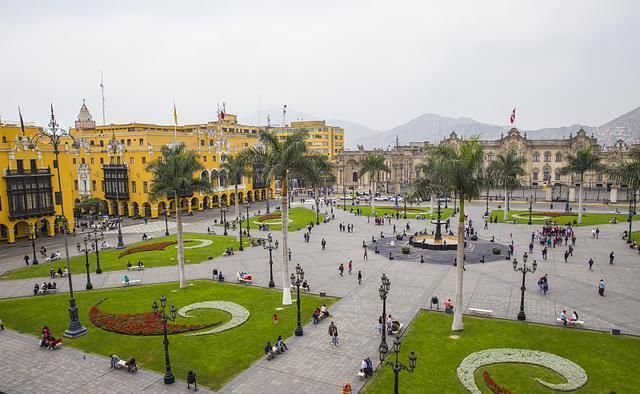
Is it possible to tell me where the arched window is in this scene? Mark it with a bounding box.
[352,171,359,183]
[533,172,539,181]
[486,153,494,162]
[555,152,563,162]
[544,151,551,162]
[543,169,550,181]
[532,152,540,162]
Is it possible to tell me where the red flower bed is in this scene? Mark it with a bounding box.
[256,213,282,222]
[118,240,193,258]
[89,306,219,336]
[483,371,512,394]
[538,211,577,218]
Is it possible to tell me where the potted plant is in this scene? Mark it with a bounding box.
[492,246,501,255]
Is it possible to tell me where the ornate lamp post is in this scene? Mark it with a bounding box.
[238,214,244,251]
[627,198,634,244]
[163,207,170,236]
[290,263,305,336]
[527,195,534,225]
[106,133,126,249]
[378,273,391,362]
[403,193,407,219]
[381,336,417,394]
[76,239,93,290]
[152,295,177,384]
[27,105,87,338]
[513,253,537,321]
[86,229,104,274]
[27,224,39,265]
[222,204,228,236]
[263,233,278,288]
[245,201,251,237]
[485,186,490,217]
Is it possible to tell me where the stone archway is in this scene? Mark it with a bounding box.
[13,221,31,241]
[203,196,210,210]
[169,200,176,213]
[230,193,236,205]
[0,223,9,242]
[261,189,266,200]
[121,202,129,217]
[221,194,228,206]
[110,201,119,216]
[132,202,140,217]
[158,201,167,215]
[238,192,244,204]
[212,195,220,207]
[143,202,152,217]
[191,197,199,211]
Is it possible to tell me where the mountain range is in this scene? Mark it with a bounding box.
[341,106,640,149]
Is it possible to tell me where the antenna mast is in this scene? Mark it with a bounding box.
[282,104,287,127]
[100,70,106,125]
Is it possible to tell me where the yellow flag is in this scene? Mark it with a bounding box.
[173,102,178,125]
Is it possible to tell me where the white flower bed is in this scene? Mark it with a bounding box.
[175,239,213,249]
[457,348,588,393]
[177,301,250,336]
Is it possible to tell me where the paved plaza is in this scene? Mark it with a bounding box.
[0,200,639,393]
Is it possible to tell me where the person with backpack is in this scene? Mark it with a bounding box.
[328,321,339,346]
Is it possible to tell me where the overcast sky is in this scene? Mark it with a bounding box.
[1,0,639,132]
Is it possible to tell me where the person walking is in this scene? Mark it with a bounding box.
[288,248,292,261]
[588,258,594,271]
[363,248,368,260]
[328,321,339,346]
[338,263,344,277]
[598,279,606,296]
[595,227,600,239]
[321,238,327,250]
[609,251,614,265]
[23,254,30,266]
[564,250,569,263]
[348,260,352,275]
[357,270,362,285]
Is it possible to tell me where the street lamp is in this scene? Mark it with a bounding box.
[76,239,93,290]
[527,195,534,225]
[27,105,87,338]
[239,214,244,251]
[380,335,417,394]
[403,194,407,219]
[86,229,104,274]
[27,224,39,265]
[263,233,278,288]
[245,201,251,237]
[106,133,126,249]
[513,254,537,321]
[163,207,170,236]
[378,273,391,362]
[152,295,178,384]
[222,204,228,236]
[290,263,305,336]
[627,198,634,244]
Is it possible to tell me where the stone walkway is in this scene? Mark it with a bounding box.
[1,201,639,393]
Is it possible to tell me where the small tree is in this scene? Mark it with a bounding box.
[297,154,335,224]
[559,148,603,224]
[607,148,640,238]
[358,154,390,214]
[487,151,526,220]
[221,154,252,239]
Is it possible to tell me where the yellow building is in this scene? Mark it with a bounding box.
[68,101,272,221]
[0,119,77,243]
[269,120,344,160]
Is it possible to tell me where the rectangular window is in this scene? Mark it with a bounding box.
[203,156,207,162]
[139,138,144,146]
[130,157,135,164]
[209,140,214,146]
[30,159,37,170]
[72,158,77,165]
[212,156,216,162]
[74,180,78,190]
[99,140,104,147]
[2,136,6,143]
[90,158,94,164]
[126,139,131,146]
[55,191,62,205]
[131,181,137,193]
[100,157,104,164]
[200,140,205,146]
[143,181,148,193]
[81,158,86,164]
[92,180,96,191]
[141,157,146,164]
[555,172,561,181]
[16,160,24,172]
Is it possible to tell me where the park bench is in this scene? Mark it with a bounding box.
[127,266,144,271]
[55,272,68,278]
[556,318,584,328]
[390,322,404,336]
[115,359,138,372]
[237,272,252,284]
[468,307,494,316]
[37,288,57,295]
[122,279,142,286]
[45,256,61,263]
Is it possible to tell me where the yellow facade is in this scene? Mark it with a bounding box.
[269,120,344,160]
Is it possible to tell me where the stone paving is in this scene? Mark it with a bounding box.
[0,200,639,393]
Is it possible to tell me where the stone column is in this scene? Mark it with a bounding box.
[610,186,618,203]
[544,184,553,202]
[569,186,576,202]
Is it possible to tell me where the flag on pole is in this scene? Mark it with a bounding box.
[509,108,516,125]
[18,106,25,136]
[173,102,178,125]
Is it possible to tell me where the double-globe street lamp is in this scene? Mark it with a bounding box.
[27,224,39,265]
[163,207,170,236]
[220,204,228,236]
[86,229,104,274]
[527,194,534,225]
[76,238,93,290]
[290,263,305,336]
[27,105,87,338]
[378,273,391,361]
[152,295,178,384]
[239,214,244,251]
[263,233,278,288]
[380,335,417,394]
[513,253,537,321]
[245,201,251,237]
[106,133,126,249]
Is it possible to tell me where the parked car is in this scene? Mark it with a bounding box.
[374,196,389,201]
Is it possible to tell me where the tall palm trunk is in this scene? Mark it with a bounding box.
[281,174,292,305]
[577,181,584,224]
[452,198,465,331]
[370,179,376,214]
[175,191,187,289]
[315,185,320,225]
[430,195,434,219]
[235,184,240,241]
[503,186,509,220]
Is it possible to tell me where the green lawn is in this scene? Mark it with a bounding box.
[0,280,336,390]
[632,231,640,244]
[491,209,639,226]
[341,204,453,219]
[2,233,250,280]
[365,311,640,393]
[243,207,325,232]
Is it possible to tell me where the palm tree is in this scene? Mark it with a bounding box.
[297,154,335,225]
[358,154,390,214]
[241,131,315,305]
[487,151,526,220]
[559,148,603,224]
[607,148,640,239]
[220,154,251,239]
[424,138,484,331]
[147,143,211,288]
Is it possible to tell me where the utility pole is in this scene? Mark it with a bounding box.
[100,70,106,125]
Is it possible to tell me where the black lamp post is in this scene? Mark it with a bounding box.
[27,225,39,265]
[222,204,228,236]
[76,239,93,290]
[87,229,104,274]
[403,194,407,219]
[290,263,305,336]
[527,195,534,225]
[381,335,417,394]
[152,295,177,384]
[627,198,634,244]
[238,214,244,251]
[378,273,391,362]
[106,133,126,249]
[164,207,170,236]
[28,105,87,338]
[263,233,278,288]
[513,253,537,321]
[245,201,251,237]
[565,179,571,213]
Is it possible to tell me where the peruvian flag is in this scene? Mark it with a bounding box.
[220,111,225,120]
[509,108,516,125]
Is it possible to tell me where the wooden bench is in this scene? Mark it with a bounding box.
[468,308,494,316]
[127,266,144,271]
[556,318,584,328]
[390,323,404,336]
[122,279,142,286]
[237,273,252,284]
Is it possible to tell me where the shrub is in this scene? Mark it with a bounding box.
[482,371,512,394]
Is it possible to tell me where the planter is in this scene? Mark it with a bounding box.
[470,234,478,241]
[401,245,410,254]
[492,247,501,255]
[396,234,404,241]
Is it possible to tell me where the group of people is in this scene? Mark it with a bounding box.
[338,222,354,233]
[537,274,550,294]
[127,261,145,269]
[33,282,57,295]
[312,304,330,324]
[559,310,580,326]
[39,326,62,350]
[109,354,137,372]
[264,335,288,359]
[49,267,67,278]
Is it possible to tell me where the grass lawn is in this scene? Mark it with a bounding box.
[491,209,639,226]
[365,311,640,393]
[632,231,640,244]
[341,204,453,219]
[2,233,250,280]
[0,280,336,390]
[244,207,325,232]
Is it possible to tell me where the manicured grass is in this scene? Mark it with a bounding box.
[342,205,453,219]
[491,209,639,226]
[632,231,640,244]
[2,233,250,280]
[365,311,640,393]
[0,280,336,390]
[244,207,325,232]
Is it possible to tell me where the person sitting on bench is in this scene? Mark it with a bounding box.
[275,336,288,352]
[570,310,579,323]
[127,261,133,268]
[360,357,373,378]
[312,308,321,324]
[320,304,330,318]
[560,310,568,326]
[142,233,148,241]
[444,298,454,314]
[302,280,310,292]
[264,342,275,359]
[137,260,144,268]
[57,267,63,277]
[125,357,137,372]
[123,275,130,285]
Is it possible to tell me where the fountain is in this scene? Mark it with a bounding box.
[409,199,457,250]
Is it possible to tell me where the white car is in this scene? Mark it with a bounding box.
[374,196,389,201]
[340,195,353,200]
[357,195,370,201]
